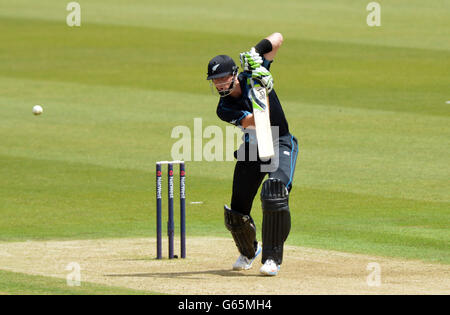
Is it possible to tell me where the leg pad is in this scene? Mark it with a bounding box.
[224,205,257,259]
[261,178,291,265]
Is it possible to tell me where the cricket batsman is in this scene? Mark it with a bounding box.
[206,33,299,276]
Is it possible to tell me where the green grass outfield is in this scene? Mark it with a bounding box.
[0,269,156,295]
[0,0,449,294]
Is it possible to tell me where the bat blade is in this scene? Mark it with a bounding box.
[249,80,274,160]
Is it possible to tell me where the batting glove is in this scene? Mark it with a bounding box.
[240,47,263,72]
[252,66,274,93]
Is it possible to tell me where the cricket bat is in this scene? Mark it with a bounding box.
[248,78,274,160]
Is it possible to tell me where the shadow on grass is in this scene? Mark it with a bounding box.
[105,269,261,280]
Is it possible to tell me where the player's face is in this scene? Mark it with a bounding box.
[211,74,238,97]
[212,75,234,92]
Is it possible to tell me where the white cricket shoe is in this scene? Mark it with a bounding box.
[259,259,280,276]
[232,244,262,271]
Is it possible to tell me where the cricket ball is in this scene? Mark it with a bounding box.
[33,105,43,115]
